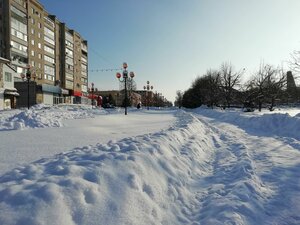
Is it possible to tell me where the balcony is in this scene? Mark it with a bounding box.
[81,43,88,53]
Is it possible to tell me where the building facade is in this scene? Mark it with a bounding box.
[0,57,19,110]
[0,0,88,107]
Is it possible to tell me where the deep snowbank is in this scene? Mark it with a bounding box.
[192,107,300,140]
[0,104,108,130]
[0,110,214,225]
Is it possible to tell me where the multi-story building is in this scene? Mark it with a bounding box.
[0,0,88,107]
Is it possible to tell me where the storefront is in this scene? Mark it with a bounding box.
[41,84,61,105]
[73,91,82,104]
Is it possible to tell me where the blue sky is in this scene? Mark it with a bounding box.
[39,0,300,102]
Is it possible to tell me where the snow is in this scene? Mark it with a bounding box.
[0,105,300,225]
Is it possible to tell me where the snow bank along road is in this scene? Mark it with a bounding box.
[0,107,300,225]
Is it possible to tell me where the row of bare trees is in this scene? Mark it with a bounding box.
[175,62,291,111]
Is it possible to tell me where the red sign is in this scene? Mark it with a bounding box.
[73,91,82,97]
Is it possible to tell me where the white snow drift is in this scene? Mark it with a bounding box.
[0,106,299,225]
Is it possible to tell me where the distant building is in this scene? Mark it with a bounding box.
[0,0,88,107]
[94,90,141,107]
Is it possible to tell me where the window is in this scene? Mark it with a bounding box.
[66,64,73,71]
[66,80,73,88]
[31,39,34,45]
[44,27,54,39]
[44,55,55,64]
[38,43,41,48]
[65,32,73,43]
[44,65,55,75]
[31,61,35,67]
[65,40,73,48]
[38,53,42,59]
[10,40,27,54]
[38,32,41,39]
[65,48,73,58]
[31,28,34,34]
[31,8,34,14]
[65,56,73,66]
[11,17,27,34]
[4,72,12,82]
[31,18,35,24]
[44,65,55,81]
[66,73,73,80]
[44,45,54,55]
[44,16,54,28]
[31,50,34,56]
[11,28,27,42]
[81,64,87,71]
[44,35,55,45]
[13,0,26,8]
[38,23,42,29]
[11,5,26,18]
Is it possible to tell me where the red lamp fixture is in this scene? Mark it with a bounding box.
[116,72,122,79]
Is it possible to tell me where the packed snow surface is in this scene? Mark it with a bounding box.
[0,105,300,225]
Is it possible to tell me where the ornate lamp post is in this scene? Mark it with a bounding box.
[116,62,135,115]
[143,81,153,110]
[21,65,36,109]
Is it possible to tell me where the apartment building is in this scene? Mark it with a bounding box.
[0,0,88,107]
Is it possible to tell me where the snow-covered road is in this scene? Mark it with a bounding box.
[0,106,300,225]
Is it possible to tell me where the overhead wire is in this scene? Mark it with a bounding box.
[87,46,124,73]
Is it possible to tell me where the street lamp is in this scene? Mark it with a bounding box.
[21,65,36,109]
[143,81,153,110]
[91,82,94,108]
[116,62,135,115]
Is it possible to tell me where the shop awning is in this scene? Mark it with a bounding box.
[42,84,61,94]
[4,91,20,96]
[73,91,82,97]
[4,88,20,96]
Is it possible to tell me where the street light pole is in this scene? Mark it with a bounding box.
[26,70,31,110]
[91,82,94,108]
[21,65,36,109]
[116,62,135,115]
[143,81,153,110]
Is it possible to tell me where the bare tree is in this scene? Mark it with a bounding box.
[247,63,286,111]
[220,62,244,108]
[204,69,222,108]
[289,50,300,74]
